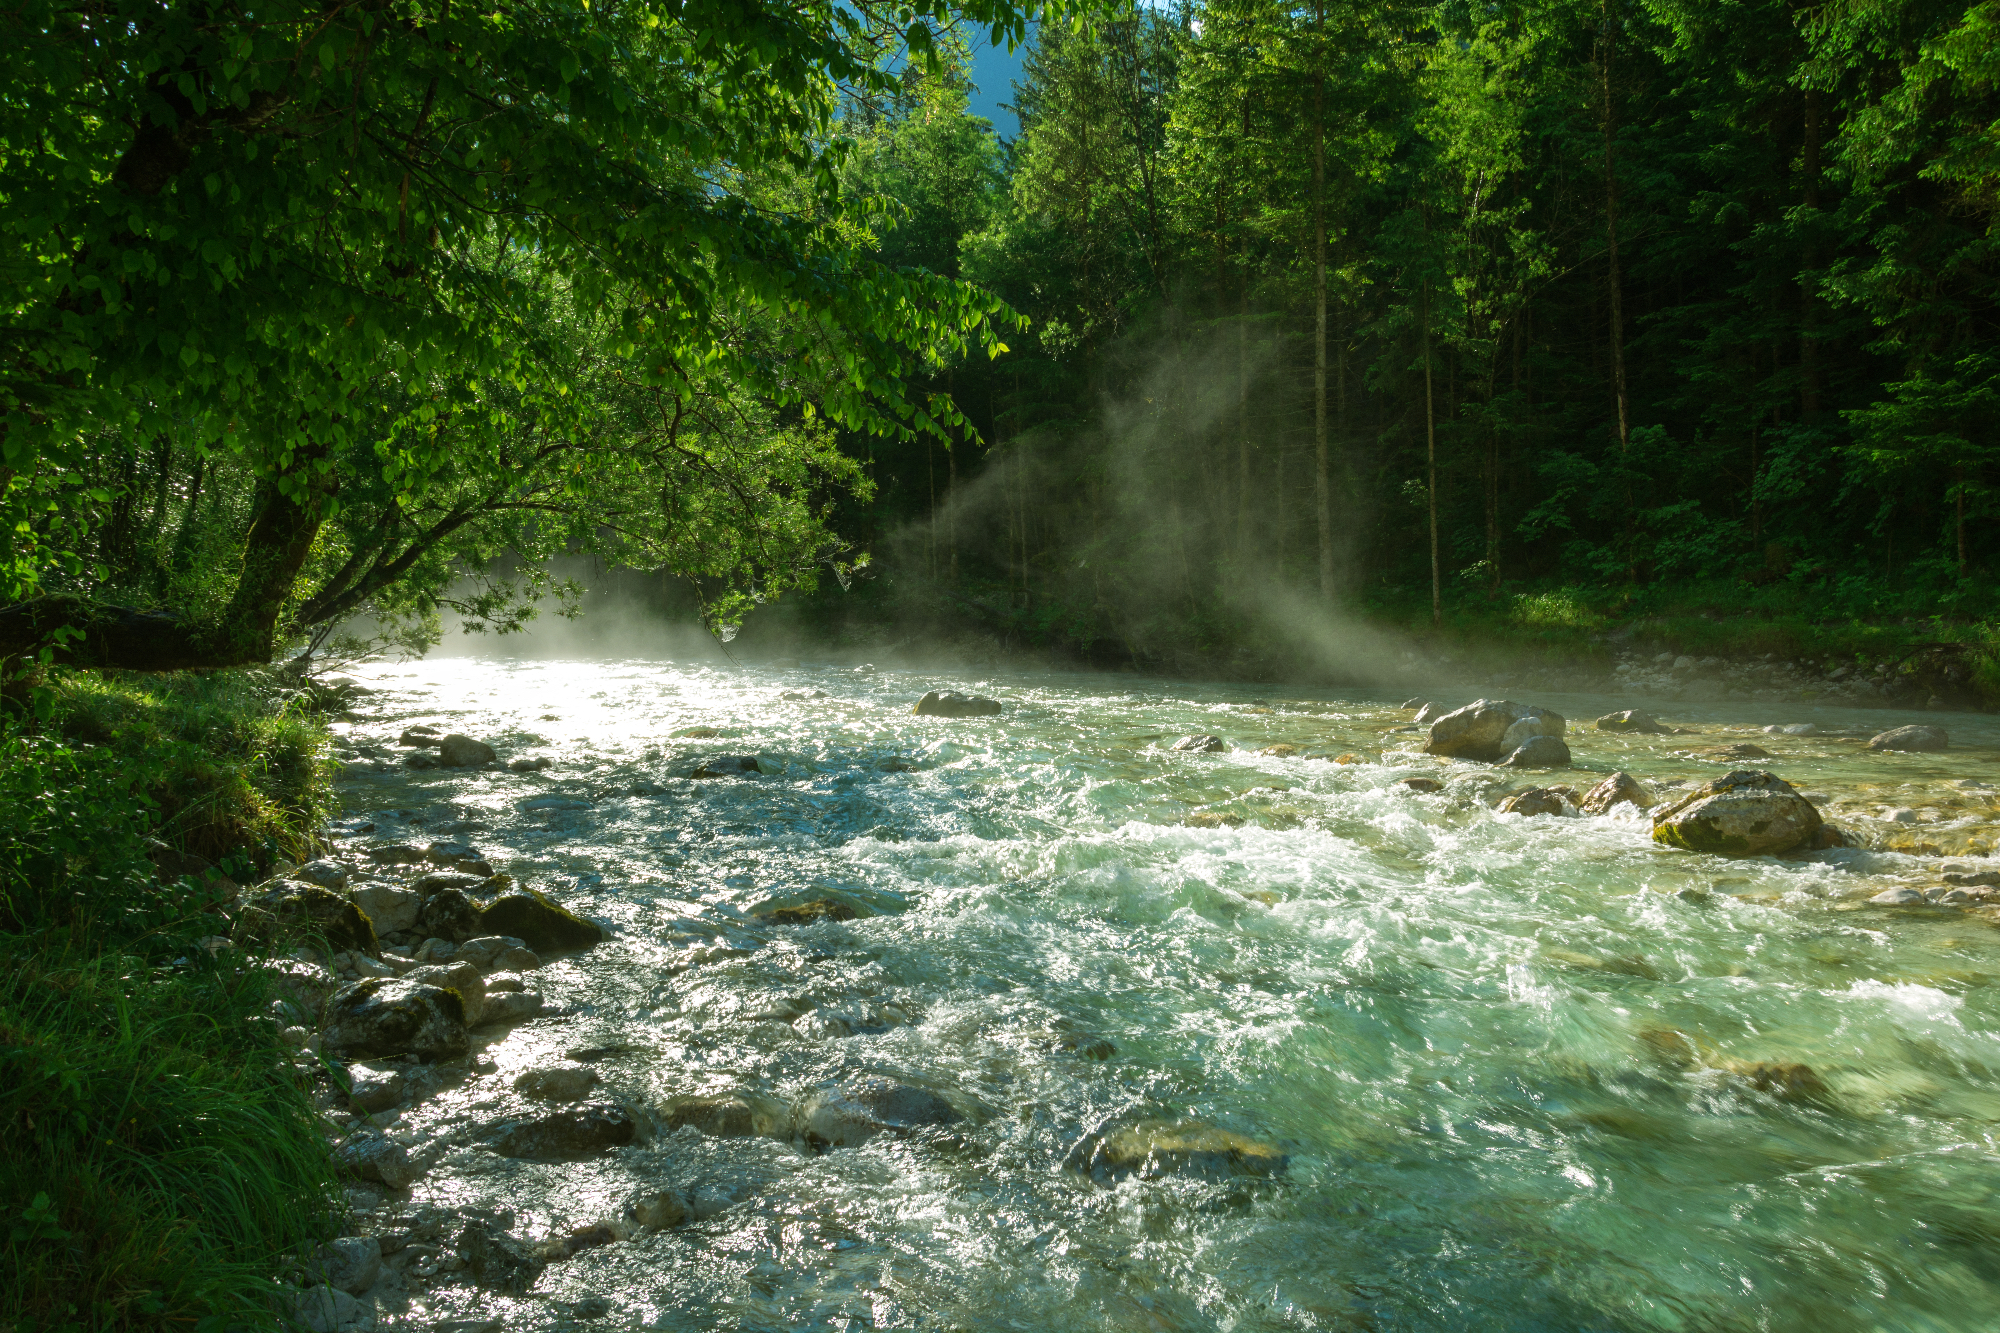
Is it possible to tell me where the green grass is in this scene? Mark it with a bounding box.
[44,670,335,870]
[0,672,343,1330]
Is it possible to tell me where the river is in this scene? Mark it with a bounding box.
[330,656,2000,1332]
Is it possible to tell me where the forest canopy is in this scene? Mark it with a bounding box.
[4,0,1996,669]
[0,0,1058,667]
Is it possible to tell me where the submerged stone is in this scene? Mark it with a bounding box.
[691,754,763,778]
[753,897,859,926]
[1066,1119,1288,1184]
[489,1103,636,1160]
[797,1079,961,1149]
[1499,787,1568,817]
[1870,724,1948,752]
[1596,709,1671,734]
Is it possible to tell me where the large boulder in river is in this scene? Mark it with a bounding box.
[320,978,469,1059]
[438,734,497,767]
[1064,1119,1288,1184]
[1171,735,1228,753]
[912,690,1001,717]
[234,881,378,955]
[475,884,604,952]
[1869,724,1948,753]
[1650,770,1826,857]
[1424,699,1565,762]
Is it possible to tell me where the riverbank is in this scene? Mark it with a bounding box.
[1,670,342,1329]
[736,574,1999,710]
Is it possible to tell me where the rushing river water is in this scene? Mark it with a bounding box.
[331,657,2000,1333]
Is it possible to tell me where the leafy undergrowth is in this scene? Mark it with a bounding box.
[1,672,341,1330]
[45,669,335,870]
[1368,579,2000,697]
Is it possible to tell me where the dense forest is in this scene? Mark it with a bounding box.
[816,0,2000,664]
[2,0,1996,672]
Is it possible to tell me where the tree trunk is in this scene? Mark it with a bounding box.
[1425,284,1440,627]
[215,474,328,664]
[1799,86,1823,424]
[1313,56,1334,600]
[1599,2,1630,457]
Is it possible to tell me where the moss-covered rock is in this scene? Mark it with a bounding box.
[233,880,377,955]
[1650,770,1824,857]
[474,884,603,952]
[320,979,469,1059]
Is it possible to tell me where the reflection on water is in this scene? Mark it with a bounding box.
[334,660,2000,1331]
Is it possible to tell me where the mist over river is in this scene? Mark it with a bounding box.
[329,656,2000,1332]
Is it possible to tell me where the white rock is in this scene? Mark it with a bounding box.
[349,883,420,935]
[1868,888,1927,905]
[479,990,543,1026]
[295,859,352,890]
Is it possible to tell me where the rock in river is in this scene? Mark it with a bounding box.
[291,1285,373,1333]
[513,1063,600,1101]
[692,754,763,777]
[1868,887,1927,905]
[1596,710,1671,734]
[320,978,470,1059]
[753,897,859,926]
[332,1134,417,1189]
[913,690,1002,717]
[417,886,484,943]
[489,1103,636,1161]
[438,734,498,767]
[1650,770,1828,858]
[1497,735,1572,769]
[1425,700,1565,763]
[1065,1119,1288,1184]
[1171,735,1228,753]
[663,1093,767,1138]
[349,882,420,935]
[476,883,604,952]
[1498,788,1568,817]
[343,1062,405,1113]
[1869,724,1948,753]
[797,1079,961,1149]
[1579,771,1652,815]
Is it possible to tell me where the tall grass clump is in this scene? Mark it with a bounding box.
[0,671,341,1330]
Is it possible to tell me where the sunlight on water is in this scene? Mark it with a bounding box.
[335,658,2000,1331]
